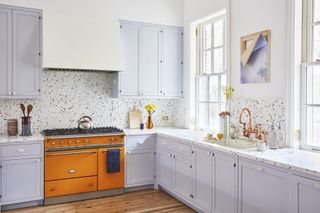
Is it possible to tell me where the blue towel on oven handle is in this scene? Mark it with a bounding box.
[107,149,120,173]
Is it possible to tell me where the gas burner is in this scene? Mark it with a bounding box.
[42,127,124,137]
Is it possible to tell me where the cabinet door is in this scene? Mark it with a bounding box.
[0,8,12,97]
[139,25,161,96]
[12,10,41,97]
[213,152,237,213]
[126,149,155,187]
[238,159,289,213]
[173,154,193,201]
[162,27,183,97]
[292,175,320,213]
[157,148,173,190]
[120,22,140,96]
[193,147,212,213]
[2,158,42,204]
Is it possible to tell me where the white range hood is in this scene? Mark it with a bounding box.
[43,11,124,71]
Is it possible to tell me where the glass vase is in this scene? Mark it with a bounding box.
[146,114,154,129]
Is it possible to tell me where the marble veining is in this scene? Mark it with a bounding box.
[0,71,186,134]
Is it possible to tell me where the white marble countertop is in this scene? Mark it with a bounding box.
[124,128,320,178]
[0,134,44,143]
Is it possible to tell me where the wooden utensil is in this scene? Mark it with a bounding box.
[129,110,143,129]
[27,104,33,117]
[20,104,26,117]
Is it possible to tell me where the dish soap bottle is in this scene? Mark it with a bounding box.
[268,122,278,149]
[277,121,285,148]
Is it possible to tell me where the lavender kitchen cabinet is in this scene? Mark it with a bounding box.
[0,5,42,98]
[157,148,173,190]
[0,7,12,97]
[291,174,320,213]
[238,158,290,213]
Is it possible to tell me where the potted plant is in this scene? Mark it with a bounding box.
[219,86,234,138]
[144,103,156,129]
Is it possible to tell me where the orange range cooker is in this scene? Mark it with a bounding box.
[42,127,125,205]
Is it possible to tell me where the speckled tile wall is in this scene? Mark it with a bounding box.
[230,98,286,131]
[0,71,186,135]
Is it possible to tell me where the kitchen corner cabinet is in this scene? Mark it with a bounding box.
[291,175,320,213]
[0,5,42,98]
[117,21,183,98]
[238,158,290,213]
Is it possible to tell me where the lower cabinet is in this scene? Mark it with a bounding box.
[238,158,290,213]
[192,146,237,213]
[172,154,193,201]
[126,148,155,187]
[291,174,320,213]
[157,148,173,190]
[1,158,42,204]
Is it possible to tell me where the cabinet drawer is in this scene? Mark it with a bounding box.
[2,143,41,159]
[45,176,97,198]
[126,135,155,150]
[45,149,97,181]
[158,136,172,150]
[171,140,192,158]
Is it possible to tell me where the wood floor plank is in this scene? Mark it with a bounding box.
[5,190,195,213]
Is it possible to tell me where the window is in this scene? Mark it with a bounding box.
[196,11,227,131]
[301,0,320,150]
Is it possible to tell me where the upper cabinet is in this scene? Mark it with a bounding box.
[117,21,183,98]
[0,5,42,98]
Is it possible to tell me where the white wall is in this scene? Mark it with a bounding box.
[230,0,288,98]
[0,0,184,26]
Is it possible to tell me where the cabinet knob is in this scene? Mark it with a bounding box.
[88,183,94,187]
[12,92,16,95]
[17,148,25,153]
[35,159,41,162]
[50,187,56,191]
[8,92,12,95]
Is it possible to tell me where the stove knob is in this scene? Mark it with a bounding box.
[51,141,56,145]
[68,140,72,144]
[85,139,89,143]
[60,141,64,144]
[76,140,81,144]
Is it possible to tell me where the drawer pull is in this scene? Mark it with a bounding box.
[50,187,56,192]
[68,169,77,174]
[138,141,144,145]
[314,183,320,189]
[46,150,97,157]
[88,183,94,187]
[17,148,25,153]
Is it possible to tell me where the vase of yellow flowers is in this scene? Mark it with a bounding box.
[144,103,156,129]
[219,86,234,138]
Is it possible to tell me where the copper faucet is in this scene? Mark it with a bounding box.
[239,108,266,141]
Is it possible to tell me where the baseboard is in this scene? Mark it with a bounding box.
[44,188,124,205]
[2,200,43,211]
[125,184,154,192]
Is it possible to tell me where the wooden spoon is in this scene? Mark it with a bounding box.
[20,104,26,117]
[27,105,33,117]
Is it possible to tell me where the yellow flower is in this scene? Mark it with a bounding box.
[145,103,156,113]
[224,86,234,100]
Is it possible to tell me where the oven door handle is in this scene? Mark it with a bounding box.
[46,150,97,156]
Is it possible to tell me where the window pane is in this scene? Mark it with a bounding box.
[214,48,223,73]
[199,103,208,129]
[203,50,212,74]
[209,76,219,102]
[221,74,227,102]
[214,20,224,47]
[306,65,320,104]
[199,76,208,102]
[314,0,320,22]
[209,104,220,131]
[313,25,320,61]
[202,24,212,49]
[306,106,320,147]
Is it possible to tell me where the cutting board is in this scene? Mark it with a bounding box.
[129,110,143,129]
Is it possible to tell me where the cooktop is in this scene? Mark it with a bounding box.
[42,127,124,137]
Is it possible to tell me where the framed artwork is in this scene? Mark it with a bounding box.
[240,30,271,84]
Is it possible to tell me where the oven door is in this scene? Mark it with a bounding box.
[98,147,124,190]
[45,149,98,181]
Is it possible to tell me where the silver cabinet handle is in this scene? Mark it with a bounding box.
[12,92,16,95]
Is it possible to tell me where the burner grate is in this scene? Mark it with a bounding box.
[42,127,124,137]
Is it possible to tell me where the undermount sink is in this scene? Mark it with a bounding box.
[210,138,257,149]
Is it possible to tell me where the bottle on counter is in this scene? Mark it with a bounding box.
[268,122,278,149]
[277,121,285,148]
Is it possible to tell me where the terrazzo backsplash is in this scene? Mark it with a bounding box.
[0,71,186,134]
[230,98,286,131]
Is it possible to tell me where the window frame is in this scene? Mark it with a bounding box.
[195,13,227,131]
[305,0,320,62]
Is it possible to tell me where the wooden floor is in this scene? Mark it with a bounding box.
[5,190,195,213]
